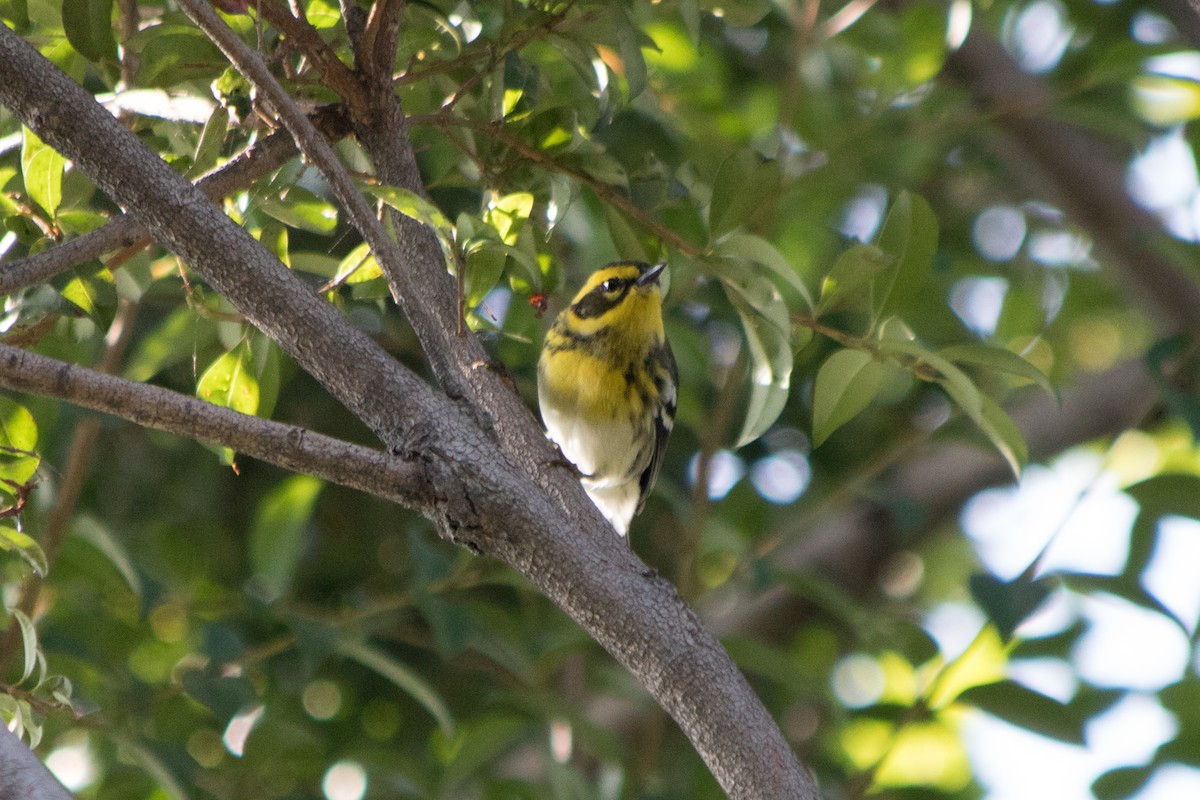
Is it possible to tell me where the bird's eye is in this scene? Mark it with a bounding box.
[600,278,621,293]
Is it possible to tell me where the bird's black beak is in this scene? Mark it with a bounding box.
[637,261,668,287]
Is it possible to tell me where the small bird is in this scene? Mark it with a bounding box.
[537,261,678,537]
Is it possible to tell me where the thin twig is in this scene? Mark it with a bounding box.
[253,0,363,114]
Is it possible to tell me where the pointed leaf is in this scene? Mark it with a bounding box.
[12,608,37,682]
[338,639,455,737]
[186,105,229,179]
[939,343,1057,399]
[710,150,781,238]
[249,475,322,603]
[959,680,1085,744]
[365,183,455,250]
[0,524,48,577]
[713,232,814,310]
[817,243,891,314]
[63,0,117,62]
[812,349,885,446]
[73,516,143,599]
[722,272,793,446]
[874,190,938,317]
[21,128,65,218]
[612,8,648,99]
[197,344,259,416]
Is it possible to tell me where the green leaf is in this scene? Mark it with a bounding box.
[258,222,289,267]
[114,737,191,800]
[709,150,781,238]
[881,339,982,418]
[612,8,648,99]
[817,243,892,315]
[939,343,1057,399]
[602,204,650,263]
[249,475,322,603]
[883,338,1026,474]
[464,243,507,307]
[365,183,455,252]
[958,680,1085,744]
[0,524,48,577]
[723,272,793,447]
[327,241,382,286]
[1092,765,1155,800]
[186,105,228,179]
[974,393,1028,477]
[62,0,117,62]
[0,397,38,452]
[712,232,814,310]
[125,307,213,382]
[812,349,886,446]
[0,0,29,29]
[21,128,65,218]
[338,639,455,738]
[968,572,1050,640]
[73,516,143,600]
[873,190,938,318]
[258,188,338,234]
[60,268,116,320]
[11,608,37,682]
[196,344,260,416]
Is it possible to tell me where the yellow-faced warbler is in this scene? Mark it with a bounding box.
[537,261,677,537]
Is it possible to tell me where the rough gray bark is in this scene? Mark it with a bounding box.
[0,728,74,800]
[0,22,817,800]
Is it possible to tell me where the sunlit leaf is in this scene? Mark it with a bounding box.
[366,183,455,251]
[0,524,47,577]
[249,475,322,602]
[713,231,814,310]
[21,128,65,217]
[258,188,338,234]
[0,397,38,452]
[197,344,259,416]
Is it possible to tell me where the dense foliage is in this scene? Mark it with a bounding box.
[2,0,1200,798]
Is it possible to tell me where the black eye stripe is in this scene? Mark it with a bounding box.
[572,279,631,318]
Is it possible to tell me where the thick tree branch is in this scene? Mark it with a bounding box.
[0,24,817,799]
[0,344,427,507]
[0,727,74,800]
